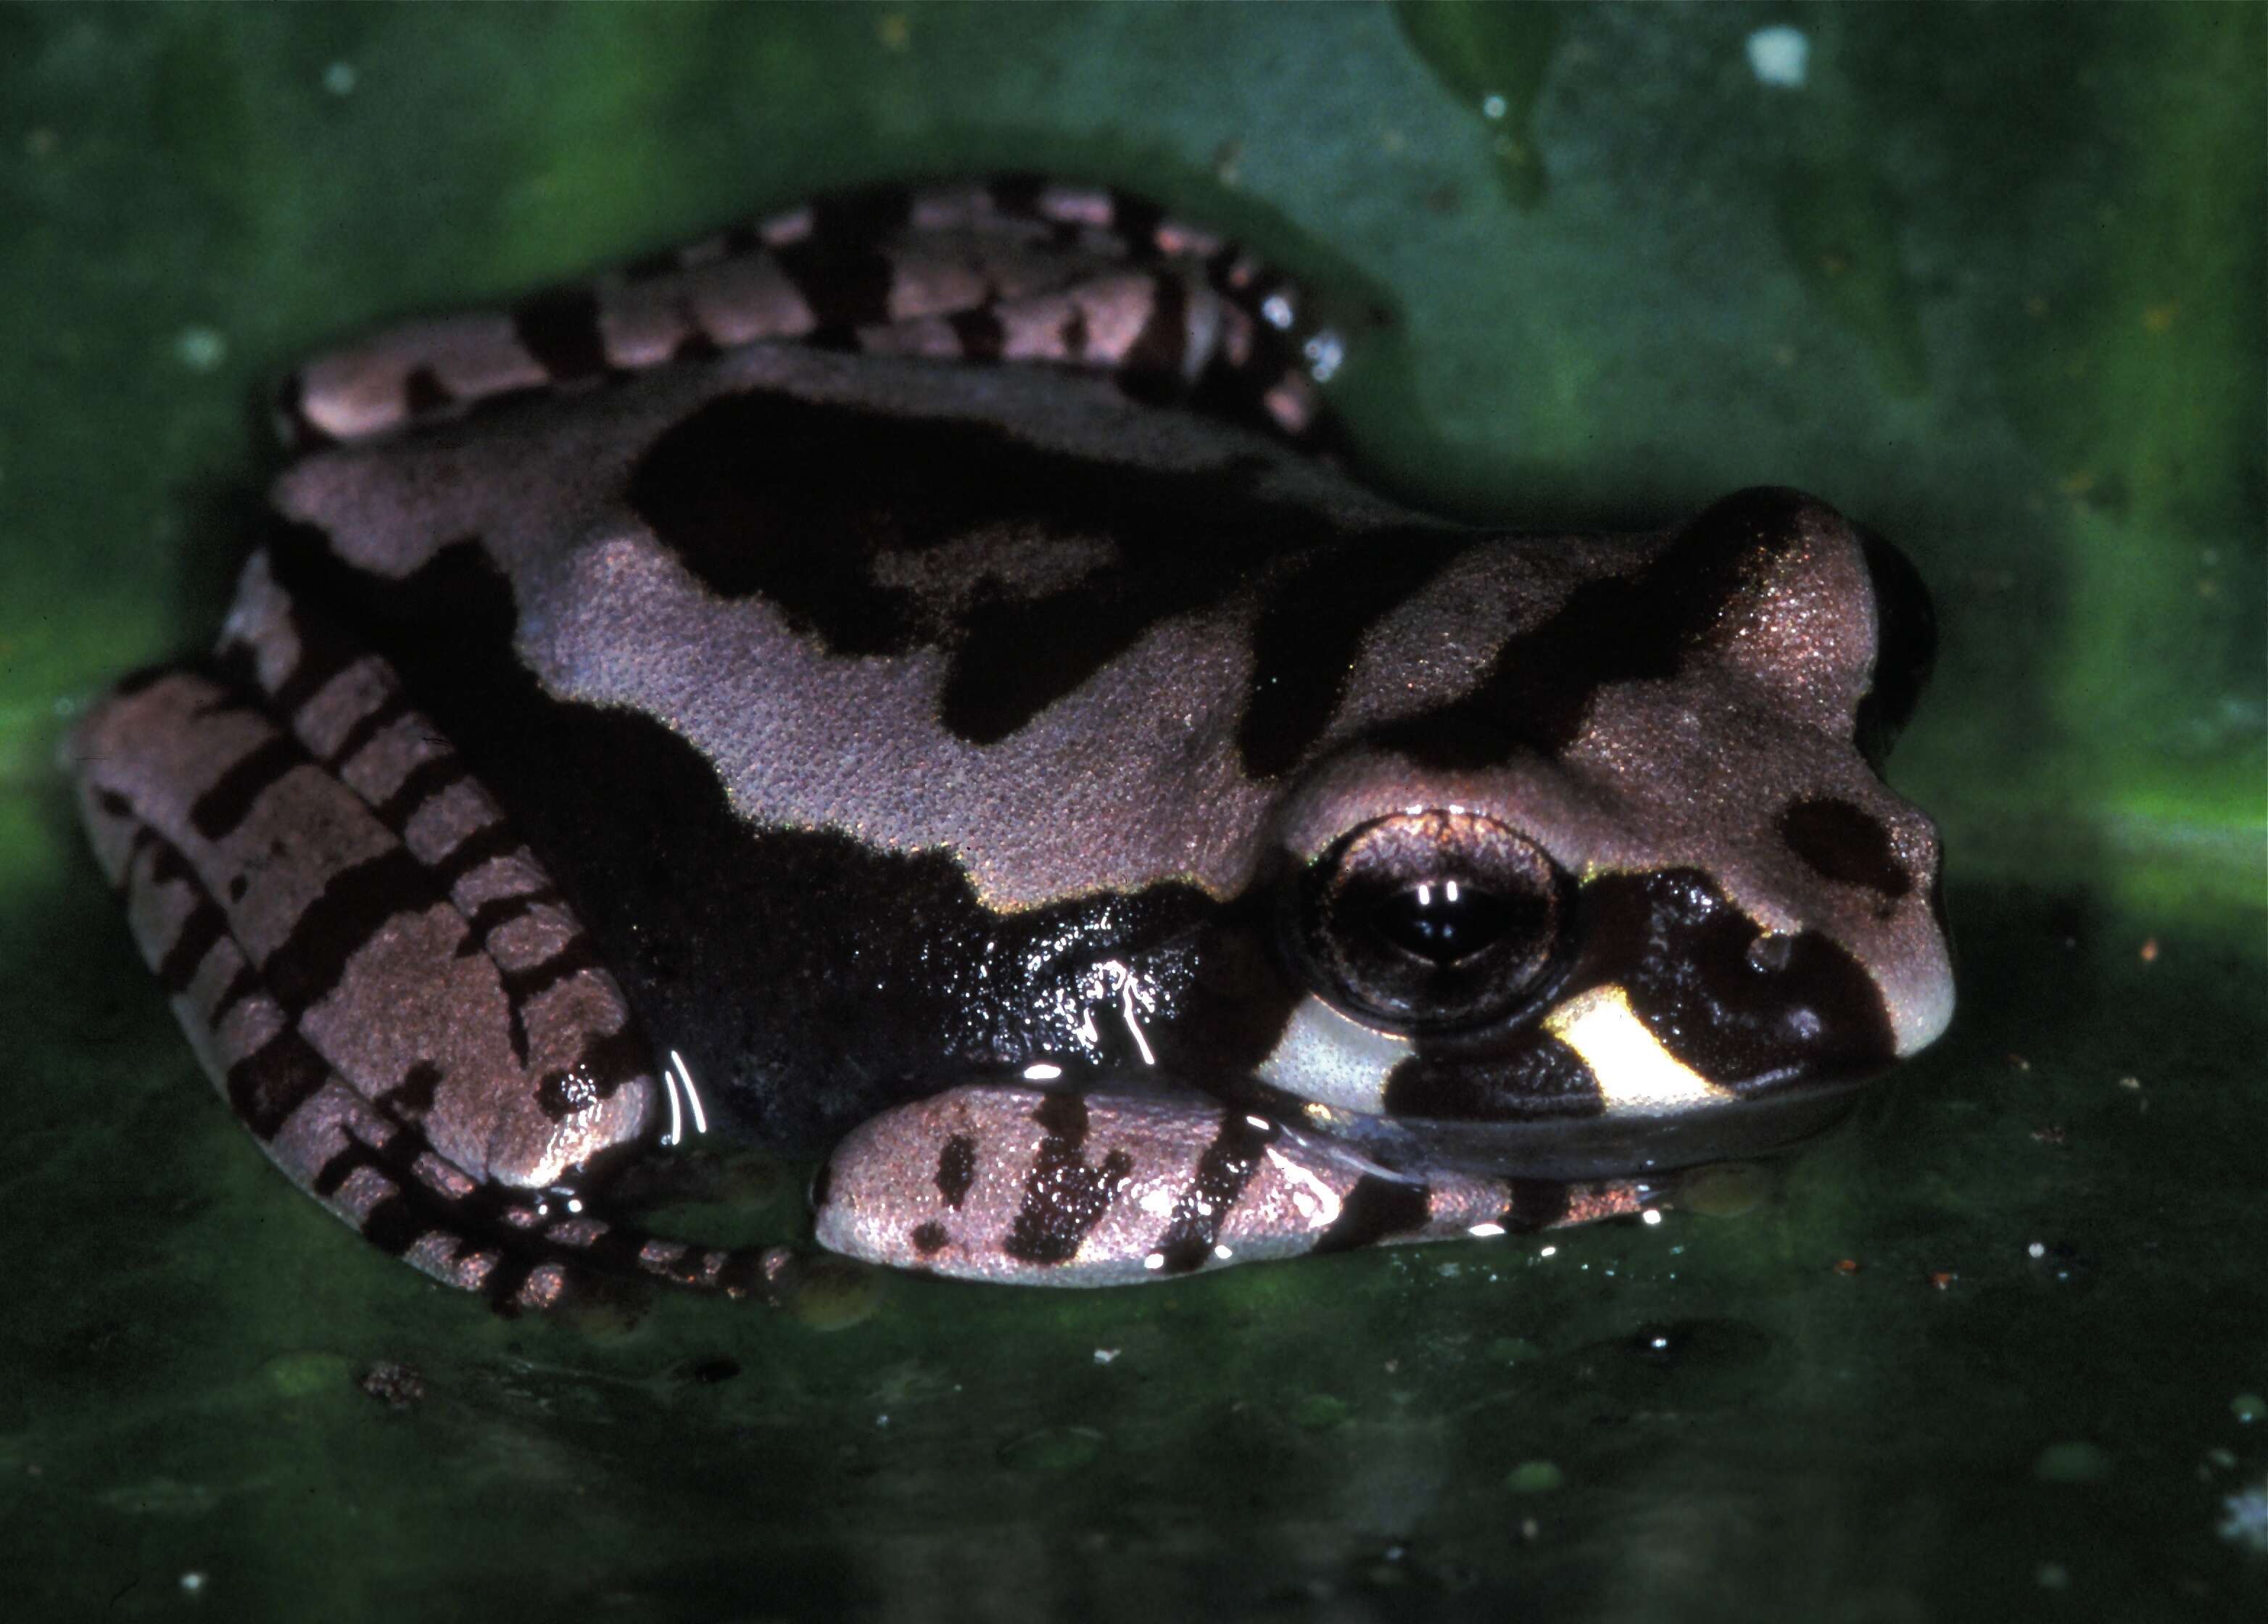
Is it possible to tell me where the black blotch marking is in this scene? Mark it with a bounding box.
[1310,1174,1431,1254]
[379,1059,442,1122]
[497,935,602,1009]
[948,305,1005,362]
[105,787,329,1142]
[1109,191,1167,257]
[1118,271,1188,390]
[1151,1110,1277,1275]
[529,1024,648,1123]
[259,846,436,1016]
[478,1255,541,1313]
[537,1065,602,1120]
[462,887,563,942]
[534,1024,652,1122]
[207,964,260,1027]
[936,1134,977,1209]
[1237,536,1466,777]
[373,755,473,828]
[146,840,192,889]
[276,373,335,452]
[671,329,722,363]
[1004,1092,1133,1266]
[358,1190,433,1257]
[772,240,895,332]
[1374,487,1834,768]
[546,1218,658,1276]
[429,820,523,888]
[1781,797,1911,900]
[402,366,454,417]
[988,173,1047,218]
[1583,869,1895,1094]
[513,289,609,381]
[909,1220,950,1256]
[1383,1034,1603,1121]
[582,1022,655,1089]
[226,1026,331,1140]
[627,387,1461,767]
[808,183,914,246]
[256,613,364,723]
[323,689,413,771]
[1501,1180,1571,1232]
[188,735,302,841]
[1058,304,1090,360]
[155,902,226,994]
[312,1140,376,1198]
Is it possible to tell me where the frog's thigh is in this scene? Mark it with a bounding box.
[75,587,659,1295]
[814,1085,1655,1286]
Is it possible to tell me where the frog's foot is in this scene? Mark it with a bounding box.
[72,558,774,1310]
[814,1082,1662,1286]
[281,175,1344,451]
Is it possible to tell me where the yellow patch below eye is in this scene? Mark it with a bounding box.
[1544,985,1731,1111]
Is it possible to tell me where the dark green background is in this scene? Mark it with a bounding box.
[2,5,2261,1620]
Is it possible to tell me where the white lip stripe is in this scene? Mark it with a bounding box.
[1257,994,1412,1113]
[1544,984,1730,1111]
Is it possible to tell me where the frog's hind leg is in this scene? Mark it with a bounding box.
[281,175,1344,449]
[815,1082,1663,1287]
[73,558,772,1309]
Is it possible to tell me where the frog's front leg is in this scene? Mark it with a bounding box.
[814,1082,1660,1285]
[74,555,766,1308]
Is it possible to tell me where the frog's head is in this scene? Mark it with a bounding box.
[1250,489,1952,1172]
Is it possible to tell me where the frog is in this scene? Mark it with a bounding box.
[73,177,1953,1309]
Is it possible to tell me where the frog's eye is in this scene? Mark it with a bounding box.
[1296,811,1570,1032]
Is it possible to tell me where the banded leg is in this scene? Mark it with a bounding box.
[814,1082,1663,1287]
[74,558,776,1309]
[281,175,1344,449]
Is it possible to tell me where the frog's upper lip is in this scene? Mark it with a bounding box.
[1294,1069,1881,1182]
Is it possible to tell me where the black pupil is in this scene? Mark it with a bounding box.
[1370,878,1518,966]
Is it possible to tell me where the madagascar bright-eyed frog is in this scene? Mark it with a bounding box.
[74,178,1952,1309]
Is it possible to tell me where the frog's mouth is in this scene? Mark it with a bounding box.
[1251,1069,1881,1182]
